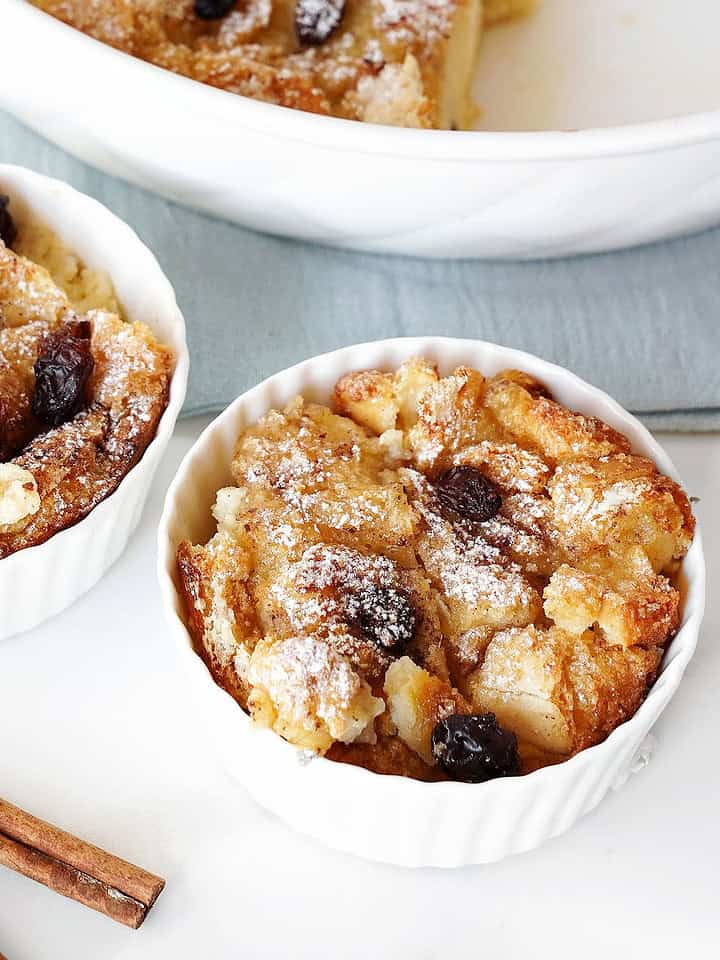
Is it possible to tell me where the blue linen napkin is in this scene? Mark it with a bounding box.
[2,111,718,431]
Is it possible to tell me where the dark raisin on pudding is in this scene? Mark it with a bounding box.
[295,0,346,45]
[0,195,17,248]
[194,0,236,20]
[434,466,502,524]
[32,322,95,427]
[431,713,520,783]
[345,584,416,655]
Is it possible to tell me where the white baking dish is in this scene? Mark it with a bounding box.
[0,165,189,640]
[157,337,705,867]
[2,1,720,259]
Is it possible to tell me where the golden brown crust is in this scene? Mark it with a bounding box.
[484,374,632,465]
[328,733,448,782]
[177,537,257,708]
[0,321,49,460]
[470,625,663,756]
[544,562,680,650]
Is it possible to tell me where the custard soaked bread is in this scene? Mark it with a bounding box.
[31,1,534,130]
[178,357,694,782]
[0,201,172,558]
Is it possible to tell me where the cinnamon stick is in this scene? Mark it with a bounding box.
[0,799,165,928]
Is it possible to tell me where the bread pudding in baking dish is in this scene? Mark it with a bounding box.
[177,357,695,782]
[29,0,536,130]
[0,196,172,558]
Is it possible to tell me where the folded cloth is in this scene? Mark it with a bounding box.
[2,112,718,431]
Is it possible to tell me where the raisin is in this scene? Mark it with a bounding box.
[295,0,346,45]
[431,713,520,783]
[434,466,502,524]
[0,195,17,248]
[345,584,416,654]
[32,323,94,427]
[194,0,236,19]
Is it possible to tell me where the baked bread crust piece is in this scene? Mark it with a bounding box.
[177,358,694,780]
[0,235,172,559]
[30,0,498,129]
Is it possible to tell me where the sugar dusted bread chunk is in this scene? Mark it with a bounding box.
[0,240,70,329]
[231,396,418,566]
[484,371,631,464]
[548,454,695,574]
[336,360,502,470]
[247,634,385,754]
[334,357,440,436]
[403,468,543,639]
[454,440,552,494]
[470,625,662,755]
[544,559,680,650]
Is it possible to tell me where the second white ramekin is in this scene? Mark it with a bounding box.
[157,338,704,867]
[0,165,189,640]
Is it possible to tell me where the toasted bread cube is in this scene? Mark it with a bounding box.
[384,656,470,764]
[471,626,573,754]
[0,242,70,328]
[231,399,418,566]
[333,358,439,436]
[474,491,563,577]
[177,531,259,708]
[470,626,662,755]
[393,358,440,427]
[247,634,385,754]
[408,365,501,469]
[403,568,452,683]
[402,468,543,636]
[333,369,399,435]
[549,454,695,573]
[484,373,630,464]
[261,543,449,686]
[544,562,680,648]
[454,440,552,494]
[415,512,542,635]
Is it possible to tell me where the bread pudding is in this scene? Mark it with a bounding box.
[0,196,172,558]
[29,1,536,130]
[176,357,695,783]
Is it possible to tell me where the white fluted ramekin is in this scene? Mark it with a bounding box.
[0,165,188,640]
[157,338,704,867]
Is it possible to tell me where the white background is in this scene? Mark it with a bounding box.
[0,419,717,958]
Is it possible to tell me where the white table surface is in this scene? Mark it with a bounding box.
[0,419,717,959]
